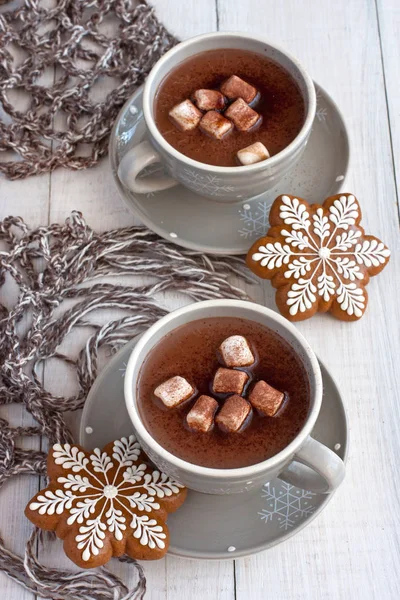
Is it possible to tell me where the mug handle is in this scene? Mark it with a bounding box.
[117,141,179,195]
[278,436,345,494]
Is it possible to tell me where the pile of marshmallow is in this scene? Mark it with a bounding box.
[154,335,285,434]
[169,75,270,166]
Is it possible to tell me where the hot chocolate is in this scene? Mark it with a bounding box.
[154,49,305,167]
[137,317,310,469]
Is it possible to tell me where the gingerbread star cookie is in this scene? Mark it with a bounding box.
[25,436,187,567]
[247,194,390,321]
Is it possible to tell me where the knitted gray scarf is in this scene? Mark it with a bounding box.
[0,212,252,598]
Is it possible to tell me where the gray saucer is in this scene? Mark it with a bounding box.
[79,338,348,560]
[110,83,350,255]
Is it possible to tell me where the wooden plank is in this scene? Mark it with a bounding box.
[376,0,400,212]
[165,556,235,600]
[149,0,217,39]
[218,0,400,598]
[0,176,49,225]
[0,100,50,598]
[0,175,49,599]
[41,1,236,599]
[0,405,41,600]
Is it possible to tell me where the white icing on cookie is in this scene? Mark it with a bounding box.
[251,195,390,317]
[29,436,184,561]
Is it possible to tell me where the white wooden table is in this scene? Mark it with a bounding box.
[1,0,400,598]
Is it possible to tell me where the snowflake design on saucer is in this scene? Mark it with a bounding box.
[247,194,390,321]
[25,436,186,567]
[180,168,235,196]
[316,107,328,122]
[238,201,270,239]
[259,482,315,531]
[117,127,136,153]
[118,361,127,378]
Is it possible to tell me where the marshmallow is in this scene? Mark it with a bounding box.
[154,376,194,408]
[225,98,261,132]
[199,110,233,139]
[249,380,285,417]
[186,395,218,433]
[237,142,270,166]
[215,394,252,433]
[220,335,255,367]
[169,99,202,132]
[193,89,226,111]
[220,75,259,105]
[213,367,248,395]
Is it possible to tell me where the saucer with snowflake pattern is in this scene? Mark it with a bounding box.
[110,83,349,255]
[80,337,348,560]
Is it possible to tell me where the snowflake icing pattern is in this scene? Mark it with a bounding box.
[259,482,315,531]
[247,194,390,321]
[26,436,185,566]
[238,201,270,239]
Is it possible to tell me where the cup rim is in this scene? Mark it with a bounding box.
[142,31,316,174]
[124,299,323,479]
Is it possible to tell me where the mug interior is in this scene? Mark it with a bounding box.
[143,32,316,172]
[124,300,322,478]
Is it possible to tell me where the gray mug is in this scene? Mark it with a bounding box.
[118,32,316,203]
[124,300,345,495]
